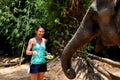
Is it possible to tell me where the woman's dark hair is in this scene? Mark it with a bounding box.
[35,25,45,31]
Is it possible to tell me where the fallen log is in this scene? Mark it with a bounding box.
[86,57,112,80]
[0,62,18,67]
[88,53,120,68]
[0,57,25,67]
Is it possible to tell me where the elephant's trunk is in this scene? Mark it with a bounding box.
[61,51,77,79]
[61,26,96,79]
[61,4,98,78]
[61,32,81,79]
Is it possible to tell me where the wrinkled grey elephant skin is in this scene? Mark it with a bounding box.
[61,0,120,79]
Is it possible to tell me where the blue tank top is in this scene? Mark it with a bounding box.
[30,38,46,64]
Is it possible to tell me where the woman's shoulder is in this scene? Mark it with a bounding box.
[29,37,36,44]
[42,38,47,44]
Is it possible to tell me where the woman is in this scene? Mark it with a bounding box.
[26,26,47,80]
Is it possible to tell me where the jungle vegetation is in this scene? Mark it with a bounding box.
[0,0,91,57]
[0,0,118,59]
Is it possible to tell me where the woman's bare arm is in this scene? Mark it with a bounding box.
[26,38,34,55]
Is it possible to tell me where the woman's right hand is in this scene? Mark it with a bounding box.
[32,51,38,55]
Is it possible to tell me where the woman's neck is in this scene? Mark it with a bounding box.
[37,37,42,40]
[36,37,42,43]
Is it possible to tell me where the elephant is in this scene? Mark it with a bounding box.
[61,0,120,79]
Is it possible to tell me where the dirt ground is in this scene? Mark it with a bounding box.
[0,57,120,80]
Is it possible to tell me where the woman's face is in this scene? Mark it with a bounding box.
[36,28,45,38]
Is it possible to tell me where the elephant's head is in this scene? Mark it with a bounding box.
[61,0,119,79]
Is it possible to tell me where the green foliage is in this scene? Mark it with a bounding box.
[0,0,92,56]
[45,0,81,48]
[0,0,48,55]
[83,0,91,13]
[80,43,94,58]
